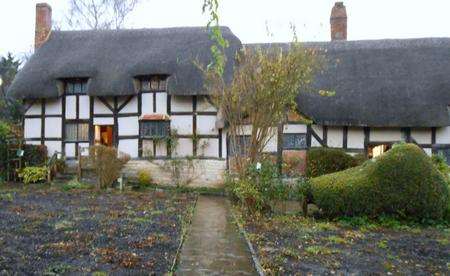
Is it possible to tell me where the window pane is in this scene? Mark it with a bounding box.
[74,82,82,94]
[141,121,169,138]
[78,123,89,141]
[159,79,167,91]
[141,80,151,91]
[65,83,73,94]
[65,123,77,141]
[283,134,307,149]
[150,78,159,90]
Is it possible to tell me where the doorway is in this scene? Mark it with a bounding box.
[94,125,113,147]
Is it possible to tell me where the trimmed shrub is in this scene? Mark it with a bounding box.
[310,144,449,220]
[18,166,48,184]
[23,144,48,166]
[306,147,358,177]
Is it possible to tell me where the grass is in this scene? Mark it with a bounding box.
[60,179,92,191]
[325,235,349,244]
[304,245,339,255]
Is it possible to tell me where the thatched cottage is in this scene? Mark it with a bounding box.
[8,2,450,187]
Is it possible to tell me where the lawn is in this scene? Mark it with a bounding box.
[239,211,450,275]
[0,184,196,274]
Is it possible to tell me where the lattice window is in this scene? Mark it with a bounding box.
[283,133,307,150]
[140,121,170,138]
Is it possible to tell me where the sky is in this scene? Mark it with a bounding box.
[1,0,450,58]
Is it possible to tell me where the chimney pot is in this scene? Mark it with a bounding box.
[35,3,52,49]
[330,2,347,41]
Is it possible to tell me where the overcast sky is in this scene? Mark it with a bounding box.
[1,0,450,58]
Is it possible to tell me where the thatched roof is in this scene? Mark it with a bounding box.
[250,38,450,127]
[8,26,241,99]
[8,25,450,127]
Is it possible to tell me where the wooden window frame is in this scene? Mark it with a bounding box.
[283,133,307,150]
[64,121,90,142]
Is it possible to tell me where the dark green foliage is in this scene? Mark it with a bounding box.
[0,53,23,123]
[0,122,11,179]
[306,147,358,177]
[23,144,48,166]
[311,144,449,220]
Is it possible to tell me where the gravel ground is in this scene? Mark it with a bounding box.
[241,212,450,275]
[0,185,196,275]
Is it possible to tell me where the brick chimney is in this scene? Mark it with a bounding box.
[330,2,347,41]
[35,3,52,49]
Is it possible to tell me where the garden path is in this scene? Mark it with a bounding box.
[177,195,256,275]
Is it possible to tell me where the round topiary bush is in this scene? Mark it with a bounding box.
[305,147,358,178]
[310,144,449,220]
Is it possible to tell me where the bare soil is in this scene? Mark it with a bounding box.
[0,185,196,275]
[241,212,450,275]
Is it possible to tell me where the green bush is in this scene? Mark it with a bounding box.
[23,144,48,166]
[137,170,152,188]
[0,122,11,179]
[18,166,48,184]
[306,147,358,177]
[227,160,289,212]
[310,144,449,220]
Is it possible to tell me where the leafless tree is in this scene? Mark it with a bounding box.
[66,0,142,30]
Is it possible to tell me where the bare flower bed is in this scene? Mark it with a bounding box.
[0,185,196,274]
[240,212,450,275]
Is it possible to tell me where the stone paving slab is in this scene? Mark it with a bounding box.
[177,196,256,275]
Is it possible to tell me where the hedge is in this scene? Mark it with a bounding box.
[310,144,449,220]
[306,147,359,178]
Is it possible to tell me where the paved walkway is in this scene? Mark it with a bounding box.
[177,196,256,275]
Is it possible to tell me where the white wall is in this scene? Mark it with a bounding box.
[174,138,193,157]
[198,138,219,157]
[45,141,62,155]
[119,96,138,113]
[197,115,218,135]
[119,139,139,158]
[411,128,432,144]
[171,115,193,135]
[327,127,343,148]
[44,118,62,138]
[347,127,365,149]
[79,96,90,119]
[284,124,307,133]
[93,117,114,125]
[436,126,450,144]
[25,102,41,115]
[24,118,41,138]
[370,128,402,142]
[93,97,113,114]
[118,116,139,136]
[45,98,62,115]
[171,96,192,112]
